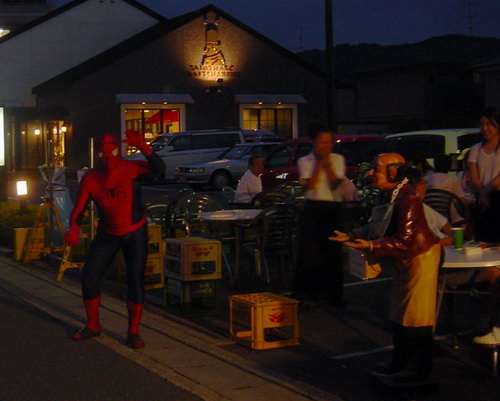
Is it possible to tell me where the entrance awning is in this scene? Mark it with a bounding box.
[235,94,307,104]
[116,94,194,104]
[5,106,68,120]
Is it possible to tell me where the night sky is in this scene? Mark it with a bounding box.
[54,0,499,50]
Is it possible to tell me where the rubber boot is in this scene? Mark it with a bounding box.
[127,301,145,349]
[72,296,102,340]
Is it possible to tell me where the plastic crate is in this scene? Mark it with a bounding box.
[166,278,220,313]
[164,237,221,281]
[229,292,300,350]
[144,254,164,290]
[147,224,164,256]
[14,227,45,261]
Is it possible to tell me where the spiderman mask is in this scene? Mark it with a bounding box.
[96,133,121,170]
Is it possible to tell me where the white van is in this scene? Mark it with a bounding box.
[386,128,482,159]
[132,129,280,180]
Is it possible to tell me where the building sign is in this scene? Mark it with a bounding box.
[189,15,240,81]
[0,107,4,166]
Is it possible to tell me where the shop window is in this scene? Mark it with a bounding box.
[20,121,44,169]
[125,108,180,154]
[125,108,180,140]
[243,108,293,138]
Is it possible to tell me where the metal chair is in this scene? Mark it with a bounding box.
[276,181,305,197]
[164,188,194,237]
[237,204,300,287]
[145,195,170,238]
[174,193,223,236]
[250,189,291,209]
[424,188,470,222]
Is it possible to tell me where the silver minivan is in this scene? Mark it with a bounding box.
[129,129,280,180]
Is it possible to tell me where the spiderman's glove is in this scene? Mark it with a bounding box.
[122,130,152,156]
[65,224,81,247]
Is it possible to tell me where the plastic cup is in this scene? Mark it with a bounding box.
[451,227,465,249]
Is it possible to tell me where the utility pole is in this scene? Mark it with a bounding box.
[465,0,475,36]
[325,0,336,130]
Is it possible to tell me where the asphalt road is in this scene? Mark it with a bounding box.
[0,287,202,401]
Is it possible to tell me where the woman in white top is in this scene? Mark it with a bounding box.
[293,124,347,307]
[469,107,500,242]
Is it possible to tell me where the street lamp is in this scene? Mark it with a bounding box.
[16,180,28,212]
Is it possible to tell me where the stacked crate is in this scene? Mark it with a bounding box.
[144,224,164,290]
[164,237,221,313]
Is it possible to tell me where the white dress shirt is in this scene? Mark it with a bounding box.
[298,152,346,201]
[423,203,448,239]
[235,170,262,203]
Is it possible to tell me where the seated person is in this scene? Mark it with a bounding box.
[235,155,264,203]
[408,168,500,345]
[426,154,472,223]
[406,168,453,246]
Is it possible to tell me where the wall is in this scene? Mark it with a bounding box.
[0,0,159,106]
[37,11,327,168]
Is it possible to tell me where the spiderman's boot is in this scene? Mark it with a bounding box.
[72,296,101,340]
[127,301,145,349]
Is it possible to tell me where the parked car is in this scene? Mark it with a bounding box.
[386,128,481,159]
[175,142,280,189]
[261,135,387,190]
[128,129,282,180]
[242,130,286,142]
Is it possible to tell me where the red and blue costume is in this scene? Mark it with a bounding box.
[65,131,165,348]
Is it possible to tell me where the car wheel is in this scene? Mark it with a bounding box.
[210,170,231,190]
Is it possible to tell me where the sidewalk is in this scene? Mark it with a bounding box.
[0,254,498,401]
[0,255,337,401]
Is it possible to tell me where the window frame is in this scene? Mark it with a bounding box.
[239,103,298,138]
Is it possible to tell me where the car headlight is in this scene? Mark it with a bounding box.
[189,168,205,173]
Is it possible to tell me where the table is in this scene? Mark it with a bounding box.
[198,209,262,221]
[198,209,263,284]
[438,245,500,376]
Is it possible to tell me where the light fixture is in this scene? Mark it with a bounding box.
[163,102,168,105]
[278,102,282,105]
[16,180,28,196]
[61,126,67,133]
[34,129,41,136]
[258,101,263,105]
[141,101,146,105]
[52,127,58,134]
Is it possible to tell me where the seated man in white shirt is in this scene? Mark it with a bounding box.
[426,154,472,223]
[235,155,264,203]
[406,167,453,246]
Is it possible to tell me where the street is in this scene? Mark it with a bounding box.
[0,287,202,401]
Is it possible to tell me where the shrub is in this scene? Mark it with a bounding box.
[0,201,37,248]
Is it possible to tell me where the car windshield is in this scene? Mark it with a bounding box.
[150,135,172,152]
[218,145,250,159]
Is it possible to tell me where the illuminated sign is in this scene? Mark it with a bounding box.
[0,107,4,166]
[189,15,240,81]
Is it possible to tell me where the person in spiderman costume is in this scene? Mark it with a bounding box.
[65,130,165,348]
